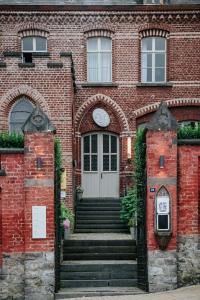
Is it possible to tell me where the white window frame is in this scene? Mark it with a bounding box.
[22,36,47,53]
[141,37,166,83]
[87,37,112,83]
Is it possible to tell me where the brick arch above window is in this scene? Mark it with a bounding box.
[139,28,169,39]
[18,26,50,38]
[84,29,114,39]
[133,98,200,118]
[0,85,50,122]
[75,94,129,133]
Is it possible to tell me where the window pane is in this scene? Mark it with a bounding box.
[103,135,109,153]
[87,38,98,51]
[103,155,110,171]
[91,135,97,153]
[155,38,165,51]
[100,38,111,51]
[36,37,46,51]
[88,53,98,82]
[155,53,165,68]
[158,215,169,230]
[23,37,33,51]
[91,155,98,171]
[155,68,165,82]
[142,38,152,51]
[84,155,90,171]
[84,136,90,153]
[143,68,152,82]
[111,136,117,153]
[101,53,111,82]
[142,53,152,68]
[111,155,117,171]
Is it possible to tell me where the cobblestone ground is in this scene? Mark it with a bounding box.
[66,285,200,300]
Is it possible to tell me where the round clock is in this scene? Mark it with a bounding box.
[92,108,110,128]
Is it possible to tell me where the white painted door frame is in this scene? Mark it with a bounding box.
[81,132,119,198]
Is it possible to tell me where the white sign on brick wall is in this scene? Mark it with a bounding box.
[32,206,47,239]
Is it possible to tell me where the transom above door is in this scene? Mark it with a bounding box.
[82,132,119,198]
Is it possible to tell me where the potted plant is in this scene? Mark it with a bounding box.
[128,214,137,240]
[76,185,84,201]
[61,201,74,240]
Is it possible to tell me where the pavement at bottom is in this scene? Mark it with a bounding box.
[65,285,200,300]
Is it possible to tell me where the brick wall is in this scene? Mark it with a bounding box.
[0,5,200,199]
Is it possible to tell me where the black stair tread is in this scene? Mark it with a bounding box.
[76,224,128,229]
[74,229,129,233]
[60,271,137,280]
[76,220,125,224]
[63,240,135,246]
[63,254,136,260]
[76,207,121,211]
[55,287,145,299]
[63,246,136,254]
[60,278,137,288]
[76,211,120,215]
[60,263,137,272]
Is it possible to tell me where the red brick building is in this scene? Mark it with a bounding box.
[0,0,200,299]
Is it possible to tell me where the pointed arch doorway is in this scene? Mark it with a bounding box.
[82,132,119,198]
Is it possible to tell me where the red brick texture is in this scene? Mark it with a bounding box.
[178,145,200,236]
[146,130,177,251]
[0,131,55,267]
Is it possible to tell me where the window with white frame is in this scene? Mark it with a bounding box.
[141,37,166,83]
[87,37,112,83]
[9,97,35,133]
[22,36,47,63]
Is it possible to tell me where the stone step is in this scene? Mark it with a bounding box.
[60,270,137,280]
[60,261,137,273]
[63,240,135,247]
[77,203,121,208]
[55,286,145,299]
[76,219,125,224]
[76,211,120,216]
[60,278,137,288]
[76,224,128,229]
[76,206,121,211]
[63,246,136,254]
[74,228,129,233]
[63,253,136,260]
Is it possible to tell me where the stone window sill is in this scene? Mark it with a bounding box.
[0,62,6,68]
[3,51,21,57]
[81,82,118,88]
[0,169,6,176]
[47,62,63,68]
[18,63,35,68]
[136,82,173,87]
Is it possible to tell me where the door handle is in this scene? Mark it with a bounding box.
[101,173,103,179]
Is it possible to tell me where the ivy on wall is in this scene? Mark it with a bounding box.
[120,129,146,225]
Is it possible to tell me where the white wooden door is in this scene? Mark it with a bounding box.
[82,133,119,198]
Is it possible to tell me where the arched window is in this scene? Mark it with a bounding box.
[87,37,112,83]
[156,187,170,231]
[141,37,166,83]
[9,97,35,133]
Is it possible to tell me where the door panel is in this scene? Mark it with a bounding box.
[82,133,119,198]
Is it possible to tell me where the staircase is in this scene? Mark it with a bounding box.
[55,198,144,299]
[75,198,129,233]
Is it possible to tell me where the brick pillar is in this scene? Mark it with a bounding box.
[22,106,56,300]
[146,102,178,292]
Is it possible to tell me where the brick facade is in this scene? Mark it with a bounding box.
[0,4,200,203]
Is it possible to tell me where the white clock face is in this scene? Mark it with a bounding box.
[92,108,110,128]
